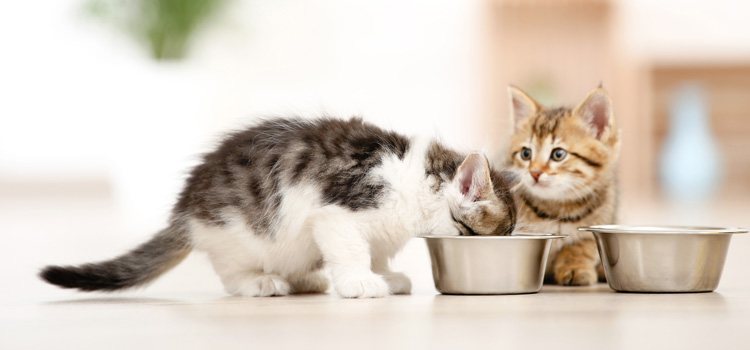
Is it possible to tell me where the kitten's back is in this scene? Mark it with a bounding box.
[176,117,411,234]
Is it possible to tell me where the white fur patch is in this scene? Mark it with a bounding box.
[190,137,459,297]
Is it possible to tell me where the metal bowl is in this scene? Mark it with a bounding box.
[420,234,567,295]
[579,225,748,293]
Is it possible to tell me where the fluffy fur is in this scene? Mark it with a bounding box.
[506,86,620,286]
[40,117,516,298]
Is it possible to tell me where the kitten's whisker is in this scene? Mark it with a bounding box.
[509,181,524,192]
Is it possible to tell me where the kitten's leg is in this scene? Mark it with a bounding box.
[372,256,411,295]
[288,269,330,294]
[553,239,599,286]
[207,253,291,297]
[311,214,389,298]
[192,217,292,297]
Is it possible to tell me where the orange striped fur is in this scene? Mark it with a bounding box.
[507,85,620,286]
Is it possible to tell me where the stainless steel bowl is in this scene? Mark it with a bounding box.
[579,225,748,293]
[420,234,567,294]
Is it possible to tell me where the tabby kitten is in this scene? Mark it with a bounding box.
[507,86,620,286]
[41,117,516,298]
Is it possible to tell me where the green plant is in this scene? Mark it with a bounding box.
[85,0,228,60]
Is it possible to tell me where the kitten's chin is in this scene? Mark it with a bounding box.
[522,183,579,200]
[524,186,557,200]
[524,183,596,202]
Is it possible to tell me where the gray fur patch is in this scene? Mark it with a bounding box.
[174,117,411,237]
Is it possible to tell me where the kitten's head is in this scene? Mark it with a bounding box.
[507,85,620,201]
[446,152,517,236]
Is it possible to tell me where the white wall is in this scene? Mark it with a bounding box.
[0,0,487,226]
[618,0,750,62]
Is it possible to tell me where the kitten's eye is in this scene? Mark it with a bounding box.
[520,148,532,161]
[551,148,567,161]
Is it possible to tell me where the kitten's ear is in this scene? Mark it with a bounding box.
[574,87,614,140]
[453,152,493,202]
[508,85,540,129]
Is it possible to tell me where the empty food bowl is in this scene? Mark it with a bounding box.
[579,225,748,293]
[420,234,567,295]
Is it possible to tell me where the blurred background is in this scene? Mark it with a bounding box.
[2,0,749,297]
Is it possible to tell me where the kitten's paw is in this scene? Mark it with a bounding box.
[554,264,597,286]
[290,271,330,294]
[229,273,291,297]
[381,272,412,295]
[333,273,389,298]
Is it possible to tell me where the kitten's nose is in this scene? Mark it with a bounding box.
[530,170,542,182]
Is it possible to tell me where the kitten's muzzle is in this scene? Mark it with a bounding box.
[530,170,542,182]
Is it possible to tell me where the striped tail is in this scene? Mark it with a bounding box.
[39,223,192,292]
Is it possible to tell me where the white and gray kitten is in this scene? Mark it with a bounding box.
[41,117,517,298]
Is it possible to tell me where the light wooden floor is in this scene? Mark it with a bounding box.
[3,187,750,349]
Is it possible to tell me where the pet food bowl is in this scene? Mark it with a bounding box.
[579,225,748,293]
[420,234,566,295]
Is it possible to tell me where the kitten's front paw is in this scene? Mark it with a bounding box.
[333,273,389,298]
[554,264,597,286]
[381,272,412,295]
[230,273,291,297]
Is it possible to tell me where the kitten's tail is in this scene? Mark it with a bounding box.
[39,222,192,292]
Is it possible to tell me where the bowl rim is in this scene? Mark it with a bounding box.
[578,225,748,235]
[417,233,568,240]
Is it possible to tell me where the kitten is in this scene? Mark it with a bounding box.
[506,86,620,286]
[41,117,517,298]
